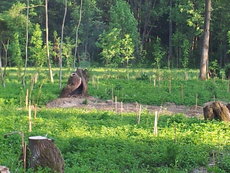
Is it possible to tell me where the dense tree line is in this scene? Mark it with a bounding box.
[0,0,229,71]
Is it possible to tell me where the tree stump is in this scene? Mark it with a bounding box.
[203,101,230,121]
[0,166,10,173]
[60,68,88,97]
[28,136,64,173]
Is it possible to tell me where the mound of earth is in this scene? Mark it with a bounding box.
[47,97,203,117]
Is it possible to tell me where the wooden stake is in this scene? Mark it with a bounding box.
[28,103,32,132]
[195,94,198,110]
[34,104,37,119]
[97,77,99,89]
[153,111,158,136]
[168,80,172,93]
[115,96,118,113]
[180,85,184,101]
[111,88,114,101]
[137,105,141,124]
[154,79,156,87]
[26,89,29,108]
[120,102,123,113]
[228,80,230,92]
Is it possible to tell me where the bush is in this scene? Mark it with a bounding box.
[224,63,230,79]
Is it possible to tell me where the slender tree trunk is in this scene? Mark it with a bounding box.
[59,0,68,89]
[73,0,83,69]
[200,0,211,80]
[45,0,54,83]
[168,0,173,68]
[0,45,4,87]
[1,40,9,88]
[22,0,29,87]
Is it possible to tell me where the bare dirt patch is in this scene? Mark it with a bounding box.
[47,96,203,117]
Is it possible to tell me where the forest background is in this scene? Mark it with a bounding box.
[0,0,230,73]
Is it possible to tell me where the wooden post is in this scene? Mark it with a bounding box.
[28,136,64,173]
[137,104,142,124]
[154,79,156,87]
[228,80,230,92]
[111,88,114,101]
[180,85,184,101]
[195,94,198,110]
[28,103,32,132]
[34,104,37,119]
[115,96,118,113]
[25,89,29,108]
[153,111,158,136]
[120,102,123,114]
[97,77,99,89]
[168,80,172,93]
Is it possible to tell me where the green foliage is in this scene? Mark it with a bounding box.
[30,24,46,67]
[109,0,139,45]
[10,32,23,75]
[227,31,230,54]
[152,37,166,69]
[97,28,135,67]
[97,28,121,66]
[224,63,230,79]
[62,37,74,68]
[0,68,230,172]
[209,60,221,78]
[120,34,135,67]
[181,39,190,69]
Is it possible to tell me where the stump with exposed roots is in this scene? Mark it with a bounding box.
[28,136,64,173]
[203,101,230,121]
[60,68,88,98]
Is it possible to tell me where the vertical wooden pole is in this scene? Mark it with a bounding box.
[111,88,114,101]
[153,111,158,136]
[115,96,117,113]
[195,94,198,110]
[228,80,230,92]
[120,101,123,114]
[168,80,172,93]
[34,104,37,119]
[137,104,141,124]
[154,79,156,87]
[28,102,32,132]
[26,89,29,108]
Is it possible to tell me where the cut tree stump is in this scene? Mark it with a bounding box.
[203,101,230,121]
[0,166,10,173]
[60,68,88,98]
[28,136,64,173]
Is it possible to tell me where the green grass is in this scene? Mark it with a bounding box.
[0,68,230,172]
[0,107,230,172]
[0,68,230,106]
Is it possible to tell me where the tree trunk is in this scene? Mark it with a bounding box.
[22,0,30,87]
[45,0,54,83]
[203,101,230,121]
[0,45,4,87]
[59,0,68,89]
[168,0,173,68]
[199,0,211,80]
[73,0,83,69]
[28,136,64,173]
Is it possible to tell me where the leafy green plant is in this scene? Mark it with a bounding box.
[152,37,166,69]
[224,63,230,79]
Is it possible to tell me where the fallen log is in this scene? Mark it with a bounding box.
[203,101,230,121]
[28,136,64,173]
